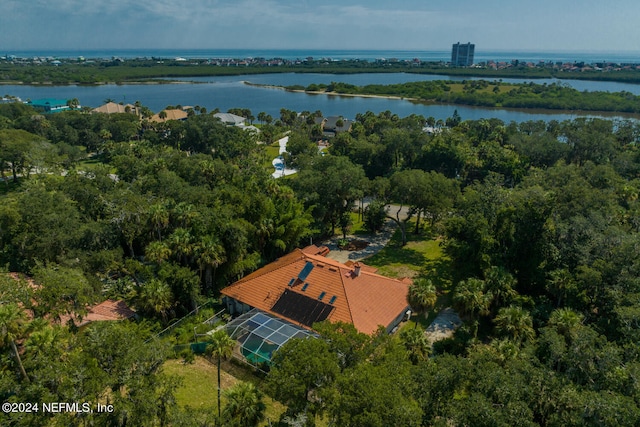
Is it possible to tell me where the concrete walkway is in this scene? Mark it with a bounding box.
[276,135,289,154]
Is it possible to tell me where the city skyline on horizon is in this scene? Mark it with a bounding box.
[2,1,640,53]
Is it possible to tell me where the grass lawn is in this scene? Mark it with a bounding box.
[337,211,367,237]
[263,144,281,170]
[363,223,452,286]
[75,159,119,178]
[264,144,280,161]
[163,356,286,423]
[362,221,455,334]
[362,221,456,332]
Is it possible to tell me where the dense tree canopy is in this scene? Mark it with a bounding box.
[1,99,640,425]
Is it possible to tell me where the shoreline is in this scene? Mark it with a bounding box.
[2,78,639,119]
[0,80,201,86]
[243,81,640,118]
[243,81,416,101]
[294,89,414,101]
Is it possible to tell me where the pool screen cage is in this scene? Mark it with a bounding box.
[225,308,317,370]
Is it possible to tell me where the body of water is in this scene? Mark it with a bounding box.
[3,72,640,123]
[5,48,640,65]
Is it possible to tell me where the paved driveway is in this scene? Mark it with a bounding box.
[322,220,397,264]
[321,203,412,264]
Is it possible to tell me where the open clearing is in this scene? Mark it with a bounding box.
[163,357,287,422]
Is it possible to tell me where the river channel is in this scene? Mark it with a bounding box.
[4,73,640,122]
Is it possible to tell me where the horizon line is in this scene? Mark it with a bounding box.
[3,47,640,54]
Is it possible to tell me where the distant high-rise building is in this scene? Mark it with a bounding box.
[451,42,475,66]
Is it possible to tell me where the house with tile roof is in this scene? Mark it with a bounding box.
[220,246,411,335]
[92,102,139,115]
[149,109,189,123]
[5,273,136,330]
[58,299,136,329]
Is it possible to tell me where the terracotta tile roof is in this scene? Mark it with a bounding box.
[344,260,378,274]
[59,299,136,327]
[86,299,136,321]
[92,102,138,114]
[5,274,135,327]
[150,109,188,123]
[221,249,410,334]
[301,244,330,257]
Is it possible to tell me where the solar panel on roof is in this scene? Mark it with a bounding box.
[298,261,315,281]
[271,289,334,327]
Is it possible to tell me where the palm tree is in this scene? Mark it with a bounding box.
[494,305,535,343]
[137,279,173,323]
[195,235,226,293]
[453,278,492,338]
[484,266,517,314]
[206,329,235,419]
[174,202,198,228]
[399,327,430,364]
[546,269,576,307]
[486,338,520,363]
[148,202,169,240]
[407,278,437,329]
[222,381,266,427]
[0,303,30,382]
[548,307,583,340]
[453,278,492,319]
[168,227,194,266]
[66,98,79,109]
[145,241,172,264]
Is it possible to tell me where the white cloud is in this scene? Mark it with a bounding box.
[2,0,640,51]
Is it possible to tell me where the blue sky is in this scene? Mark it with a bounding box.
[1,0,639,52]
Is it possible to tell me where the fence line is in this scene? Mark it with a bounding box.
[146,300,214,343]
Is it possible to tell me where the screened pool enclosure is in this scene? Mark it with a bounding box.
[225,308,317,368]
